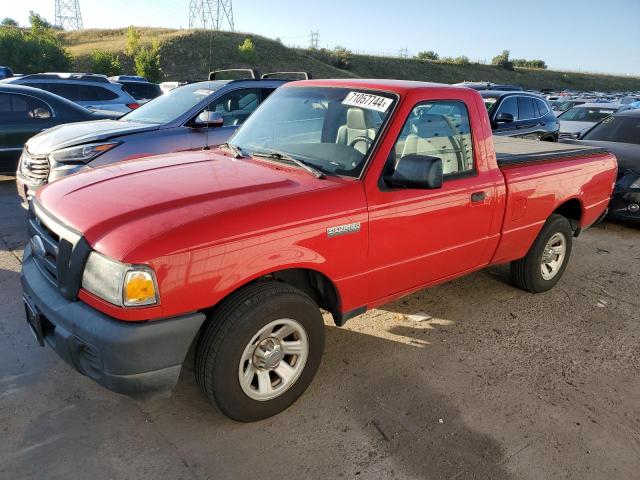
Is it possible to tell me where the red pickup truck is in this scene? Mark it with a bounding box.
[21,79,616,421]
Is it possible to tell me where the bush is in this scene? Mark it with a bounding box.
[307,46,352,70]
[512,58,547,69]
[238,38,255,62]
[415,50,439,62]
[491,50,513,70]
[125,26,141,56]
[1,18,18,27]
[0,20,71,72]
[134,41,162,82]
[439,56,470,65]
[90,50,122,76]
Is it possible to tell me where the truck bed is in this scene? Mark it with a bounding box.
[494,136,608,167]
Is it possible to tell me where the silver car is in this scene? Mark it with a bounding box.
[16,77,289,200]
[558,102,628,139]
[2,73,139,114]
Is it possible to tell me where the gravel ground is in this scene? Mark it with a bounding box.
[0,177,638,480]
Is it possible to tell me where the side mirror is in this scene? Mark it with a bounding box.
[495,112,514,123]
[192,111,224,128]
[385,155,443,189]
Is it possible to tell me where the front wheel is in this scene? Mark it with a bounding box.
[195,282,325,422]
[511,214,573,293]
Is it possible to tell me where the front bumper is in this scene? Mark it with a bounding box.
[607,172,640,223]
[21,245,206,398]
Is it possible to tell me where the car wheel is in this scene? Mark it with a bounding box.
[195,281,325,422]
[511,214,573,293]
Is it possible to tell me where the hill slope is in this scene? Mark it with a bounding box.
[62,28,640,91]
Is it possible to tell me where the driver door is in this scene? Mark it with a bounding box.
[364,99,496,302]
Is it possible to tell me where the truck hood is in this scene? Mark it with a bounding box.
[559,120,595,134]
[26,119,160,155]
[37,150,338,261]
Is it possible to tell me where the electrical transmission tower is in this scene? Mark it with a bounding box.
[54,0,83,30]
[189,0,235,31]
[309,30,319,49]
[398,47,409,59]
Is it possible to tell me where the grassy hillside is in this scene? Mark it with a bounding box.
[61,28,640,91]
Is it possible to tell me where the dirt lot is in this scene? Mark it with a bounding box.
[0,177,638,480]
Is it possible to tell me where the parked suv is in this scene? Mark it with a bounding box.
[0,84,120,174]
[482,91,559,141]
[109,76,162,104]
[16,74,292,200]
[2,73,140,114]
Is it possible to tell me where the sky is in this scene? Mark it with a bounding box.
[3,0,640,76]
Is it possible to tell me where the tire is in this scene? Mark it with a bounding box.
[510,214,573,293]
[195,281,325,422]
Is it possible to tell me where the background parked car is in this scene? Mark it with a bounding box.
[109,76,162,104]
[481,91,559,141]
[0,84,120,175]
[550,98,589,116]
[455,81,523,91]
[561,109,640,223]
[557,102,627,138]
[1,73,140,114]
[0,66,14,80]
[16,76,290,199]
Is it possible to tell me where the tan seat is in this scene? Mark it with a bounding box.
[336,108,377,154]
[401,114,464,175]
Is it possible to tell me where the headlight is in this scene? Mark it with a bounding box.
[81,252,159,307]
[50,142,118,164]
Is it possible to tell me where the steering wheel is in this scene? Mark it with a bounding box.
[348,136,373,149]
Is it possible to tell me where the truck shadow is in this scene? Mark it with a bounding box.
[163,314,512,479]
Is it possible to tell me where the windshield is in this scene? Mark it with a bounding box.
[582,115,640,145]
[558,106,617,122]
[229,86,397,177]
[121,81,226,123]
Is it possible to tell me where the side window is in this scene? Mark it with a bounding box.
[496,96,518,120]
[76,85,119,101]
[207,89,261,126]
[390,100,474,177]
[517,97,535,120]
[0,94,51,120]
[535,98,549,116]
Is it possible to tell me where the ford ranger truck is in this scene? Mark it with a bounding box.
[21,80,617,422]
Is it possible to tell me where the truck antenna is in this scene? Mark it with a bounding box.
[204,27,214,150]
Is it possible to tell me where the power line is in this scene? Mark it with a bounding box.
[54,0,83,30]
[189,0,234,31]
[309,30,319,49]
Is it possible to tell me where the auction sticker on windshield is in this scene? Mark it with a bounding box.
[342,91,393,112]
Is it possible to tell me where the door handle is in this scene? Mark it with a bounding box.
[471,191,486,203]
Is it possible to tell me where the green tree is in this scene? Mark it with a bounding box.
[0,19,72,72]
[134,41,162,82]
[491,50,513,70]
[90,50,122,76]
[125,26,141,56]
[29,11,54,31]
[415,50,439,61]
[237,38,255,62]
[1,18,19,27]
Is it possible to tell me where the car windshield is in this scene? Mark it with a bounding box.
[582,115,640,145]
[229,86,397,177]
[121,81,226,123]
[558,106,617,122]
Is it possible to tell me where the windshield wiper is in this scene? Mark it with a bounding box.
[252,150,325,179]
[219,142,244,158]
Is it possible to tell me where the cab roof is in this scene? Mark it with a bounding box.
[285,78,468,96]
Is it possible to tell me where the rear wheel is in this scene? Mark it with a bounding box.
[195,282,325,422]
[511,214,573,293]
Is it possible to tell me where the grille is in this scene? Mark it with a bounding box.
[28,201,90,300]
[28,208,61,283]
[21,153,50,181]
